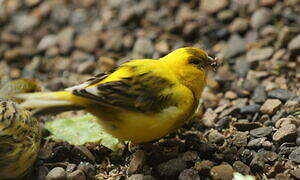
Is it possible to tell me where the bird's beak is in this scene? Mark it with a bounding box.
[208,56,218,71]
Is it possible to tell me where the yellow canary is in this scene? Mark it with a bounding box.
[18,47,217,143]
[0,99,41,179]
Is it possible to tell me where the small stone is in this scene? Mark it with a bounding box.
[224,91,238,99]
[251,8,272,29]
[178,169,200,180]
[260,0,277,6]
[194,160,214,175]
[77,61,95,74]
[66,164,76,173]
[273,124,297,143]
[275,173,290,180]
[252,86,267,104]
[46,167,67,180]
[246,47,274,62]
[248,138,266,149]
[232,132,248,147]
[75,31,99,52]
[38,35,57,51]
[57,27,75,54]
[37,166,49,180]
[240,104,261,114]
[12,14,39,33]
[229,18,249,33]
[200,0,228,14]
[77,162,95,179]
[71,146,95,163]
[290,168,300,179]
[223,34,246,59]
[250,153,265,172]
[127,150,145,174]
[235,58,250,78]
[275,117,298,129]
[50,5,70,24]
[250,127,272,138]
[180,151,199,161]
[67,170,86,180]
[240,149,254,165]
[127,174,156,180]
[157,158,187,177]
[217,10,235,22]
[98,56,116,72]
[268,89,296,102]
[233,121,263,131]
[232,161,251,175]
[260,99,282,115]
[210,164,234,180]
[208,130,225,144]
[288,34,300,51]
[201,108,217,128]
[133,38,154,58]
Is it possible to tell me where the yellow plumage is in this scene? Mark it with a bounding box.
[18,47,217,143]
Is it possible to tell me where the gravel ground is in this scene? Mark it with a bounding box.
[0,0,299,179]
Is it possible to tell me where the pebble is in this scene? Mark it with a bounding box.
[71,146,95,163]
[127,174,156,180]
[232,132,248,147]
[252,86,267,104]
[178,169,200,180]
[229,18,249,33]
[248,138,266,149]
[201,108,217,128]
[77,162,95,179]
[250,152,265,172]
[75,31,100,52]
[273,124,297,143]
[200,0,228,14]
[50,5,71,24]
[57,27,75,54]
[77,61,95,74]
[127,150,146,174]
[251,8,272,29]
[268,89,296,102]
[208,130,225,144]
[232,161,251,175]
[275,117,298,129]
[240,104,261,114]
[250,126,273,138]
[217,10,235,22]
[157,158,187,177]
[38,35,57,51]
[67,170,86,180]
[290,168,300,179]
[260,99,282,115]
[288,34,300,51]
[46,167,67,180]
[235,58,250,78]
[210,164,234,180]
[12,14,39,33]
[223,34,246,59]
[133,38,155,58]
[246,47,274,62]
[194,160,214,175]
[233,121,263,131]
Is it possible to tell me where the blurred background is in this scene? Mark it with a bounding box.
[0,0,299,179]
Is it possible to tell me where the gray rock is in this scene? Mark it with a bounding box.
[288,34,300,51]
[217,10,235,22]
[133,38,154,58]
[46,167,67,180]
[127,150,146,174]
[268,89,296,102]
[77,162,95,179]
[12,13,38,33]
[273,124,297,143]
[248,138,266,149]
[157,158,187,177]
[57,27,75,54]
[223,34,246,59]
[250,127,272,138]
[232,161,251,175]
[67,170,86,180]
[75,31,99,52]
[38,35,57,51]
[235,57,250,78]
[71,146,95,163]
[232,132,248,147]
[178,169,200,180]
[251,8,272,29]
[240,104,261,114]
[51,5,71,24]
[250,152,265,172]
[246,47,274,62]
[77,61,95,74]
[229,18,249,33]
[200,0,228,14]
[208,130,225,144]
[252,86,267,104]
[127,174,156,180]
[289,147,300,164]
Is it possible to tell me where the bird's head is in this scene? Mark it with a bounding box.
[161,47,217,98]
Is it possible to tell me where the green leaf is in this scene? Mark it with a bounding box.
[45,114,124,151]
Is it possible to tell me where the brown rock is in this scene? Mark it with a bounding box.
[98,56,116,72]
[210,164,234,180]
[200,0,228,14]
[273,124,297,143]
[260,99,282,115]
[75,31,99,52]
[127,150,146,174]
[290,168,300,179]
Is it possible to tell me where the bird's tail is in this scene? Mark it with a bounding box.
[16,91,86,116]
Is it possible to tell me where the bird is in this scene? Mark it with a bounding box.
[17,47,217,143]
[0,99,41,179]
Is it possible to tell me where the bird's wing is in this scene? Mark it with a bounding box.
[72,71,177,113]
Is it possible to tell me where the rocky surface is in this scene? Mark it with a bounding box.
[0,0,299,179]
